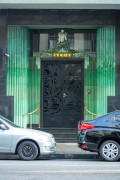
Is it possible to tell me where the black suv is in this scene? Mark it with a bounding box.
[78,111,120,161]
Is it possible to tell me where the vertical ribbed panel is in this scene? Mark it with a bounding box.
[84,55,97,120]
[7,26,30,127]
[7,26,29,68]
[96,26,115,115]
[28,57,40,125]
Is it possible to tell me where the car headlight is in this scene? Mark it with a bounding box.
[38,135,52,142]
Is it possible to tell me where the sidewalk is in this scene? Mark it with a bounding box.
[0,143,98,160]
[51,143,98,159]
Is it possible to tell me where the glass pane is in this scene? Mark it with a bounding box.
[39,34,48,51]
[74,33,96,52]
[33,34,39,52]
[74,33,84,50]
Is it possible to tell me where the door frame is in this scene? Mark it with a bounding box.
[40,57,84,128]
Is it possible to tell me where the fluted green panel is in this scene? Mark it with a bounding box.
[84,55,97,120]
[96,26,115,116]
[7,26,29,69]
[28,58,40,125]
[7,26,30,127]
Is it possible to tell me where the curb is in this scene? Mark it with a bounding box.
[0,153,99,160]
[50,153,99,160]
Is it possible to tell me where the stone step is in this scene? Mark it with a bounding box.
[56,138,77,143]
[35,127,77,133]
[27,125,78,143]
[50,133,77,138]
[38,128,78,142]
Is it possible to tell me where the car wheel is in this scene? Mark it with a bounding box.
[17,141,38,161]
[99,140,120,162]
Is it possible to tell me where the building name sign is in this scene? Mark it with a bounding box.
[53,53,72,58]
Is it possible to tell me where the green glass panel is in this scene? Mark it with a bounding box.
[96,26,115,116]
[7,26,41,127]
[7,26,30,127]
[28,57,40,125]
[84,55,97,120]
[84,26,115,120]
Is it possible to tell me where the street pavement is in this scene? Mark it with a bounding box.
[0,159,120,180]
[52,143,98,159]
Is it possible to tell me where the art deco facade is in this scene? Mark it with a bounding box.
[0,1,120,133]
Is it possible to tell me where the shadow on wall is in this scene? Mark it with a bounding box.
[0,96,14,121]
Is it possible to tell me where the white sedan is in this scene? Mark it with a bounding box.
[0,115,56,160]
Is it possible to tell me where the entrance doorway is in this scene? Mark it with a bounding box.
[41,60,84,128]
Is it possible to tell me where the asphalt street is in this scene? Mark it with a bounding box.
[0,159,120,180]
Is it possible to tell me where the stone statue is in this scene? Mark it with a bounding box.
[58,30,67,43]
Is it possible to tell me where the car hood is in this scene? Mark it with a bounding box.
[12,127,53,138]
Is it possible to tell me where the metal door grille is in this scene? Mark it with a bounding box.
[42,60,84,127]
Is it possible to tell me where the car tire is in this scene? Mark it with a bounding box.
[17,141,38,161]
[99,140,120,162]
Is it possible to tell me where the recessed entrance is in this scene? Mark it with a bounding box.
[41,59,84,128]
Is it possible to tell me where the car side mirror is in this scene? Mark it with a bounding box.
[0,124,8,130]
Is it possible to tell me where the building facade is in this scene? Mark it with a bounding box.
[0,1,120,130]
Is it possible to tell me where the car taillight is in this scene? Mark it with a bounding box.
[78,123,95,130]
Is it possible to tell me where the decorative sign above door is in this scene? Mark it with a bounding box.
[38,30,96,59]
[35,29,96,68]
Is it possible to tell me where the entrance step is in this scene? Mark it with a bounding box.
[39,128,78,143]
[27,125,78,143]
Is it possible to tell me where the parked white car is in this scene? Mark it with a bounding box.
[0,115,56,160]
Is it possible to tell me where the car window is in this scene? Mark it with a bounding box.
[105,115,120,123]
[114,115,120,122]
[0,115,20,128]
[0,120,8,129]
[105,116,115,123]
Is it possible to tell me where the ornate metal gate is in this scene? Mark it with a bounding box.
[42,60,84,128]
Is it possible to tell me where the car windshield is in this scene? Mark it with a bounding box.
[0,115,20,128]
